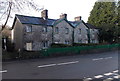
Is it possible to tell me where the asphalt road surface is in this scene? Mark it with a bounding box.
[1,50,119,80]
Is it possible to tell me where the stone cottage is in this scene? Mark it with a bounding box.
[53,14,74,45]
[11,9,99,51]
[69,17,99,44]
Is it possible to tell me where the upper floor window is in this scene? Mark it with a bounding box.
[65,28,69,34]
[43,27,47,32]
[55,27,59,34]
[79,28,81,34]
[92,29,95,34]
[86,29,89,34]
[26,25,32,32]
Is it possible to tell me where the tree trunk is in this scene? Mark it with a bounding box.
[2,2,12,31]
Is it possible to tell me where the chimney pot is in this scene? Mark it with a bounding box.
[60,13,67,19]
[74,16,82,21]
[41,9,48,19]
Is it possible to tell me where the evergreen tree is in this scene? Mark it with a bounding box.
[87,1,118,43]
[88,1,116,27]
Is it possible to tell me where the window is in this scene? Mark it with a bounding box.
[79,29,81,34]
[92,29,95,34]
[92,34,95,38]
[65,40,69,44]
[43,41,48,48]
[92,39,95,43]
[65,28,69,34]
[26,43,32,51]
[86,35,88,38]
[55,40,60,44]
[26,25,32,32]
[55,27,59,33]
[43,27,47,32]
[78,39,82,43]
[86,29,89,34]
[85,40,88,44]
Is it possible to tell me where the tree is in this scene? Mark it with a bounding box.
[87,1,119,43]
[116,1,120,43]
[88,1,117,27]
[0,0,43,31]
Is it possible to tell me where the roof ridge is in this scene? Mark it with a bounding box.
[15,14,41,19]
[16,14,58,20]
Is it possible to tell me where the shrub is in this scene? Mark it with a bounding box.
[51,43,72,48]
[73,43,99,46]
[6,39,15,52]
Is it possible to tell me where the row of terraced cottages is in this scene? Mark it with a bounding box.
[11,9,99,51]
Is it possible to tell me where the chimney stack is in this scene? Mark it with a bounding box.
[60,13,67,19]
[41,9,48,20]
[74,16,82,21]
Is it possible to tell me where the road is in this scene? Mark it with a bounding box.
[1,50,119,80]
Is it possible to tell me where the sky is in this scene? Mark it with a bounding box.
[34,0,97,22]
[0,0,98,27]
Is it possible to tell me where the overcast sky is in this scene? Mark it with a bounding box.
[34,0,97,22]
[0,0,98,26]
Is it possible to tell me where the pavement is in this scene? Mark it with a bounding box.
[1,50,119,81]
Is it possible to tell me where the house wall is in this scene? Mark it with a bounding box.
[13,16,99,51]
[90,29,99,43]
[53,20,73,45]
[13,18,24,51]
[23,25,52,51]
[74,22,88,43]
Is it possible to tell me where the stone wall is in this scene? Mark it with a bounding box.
[74,22,88,43]
[53,20,73,45]
[23,24,52,51]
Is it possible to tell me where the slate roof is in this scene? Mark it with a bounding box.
[69,20,98,29]
[85,23,98,29]
[16,14,57,26]
[14,14,98,29]
[69,21,82,27]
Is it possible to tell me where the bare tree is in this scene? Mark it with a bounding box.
[0,0,43,31]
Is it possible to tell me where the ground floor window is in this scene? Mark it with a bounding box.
[92,39,95,43]
[78,39,82,43]
[85,39,88,44]
[65,40,69,44]
[54,40,60,44]
[43,41,49,48]
[26,43,32,51]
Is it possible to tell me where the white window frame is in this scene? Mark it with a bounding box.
[55,27,59,34]
[79,28,81,34]
[26,43,32,51]
[92,29,95,34]
[26,25,32,32]
[43,41,49,48]
[92,39,95,43]
[43,27,47,32]
[78,39,82,43]
[65,28,69,34]
[65,40,69,44]
[85,40,88,44]
[92,34,95,38]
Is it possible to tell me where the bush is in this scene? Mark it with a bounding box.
[6,39,15,52]
[2,50,18,60]
[51,43,72,48]
[21,51,42,59]
[73,43,99,46]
